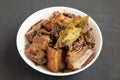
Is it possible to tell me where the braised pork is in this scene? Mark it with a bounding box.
[66,46,95,70]
[25,20,45,43]
[25,35,51,65]
[47,47,65,72]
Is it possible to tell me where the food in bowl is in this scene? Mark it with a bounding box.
[25,11,96,72]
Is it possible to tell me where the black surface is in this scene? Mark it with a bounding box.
[0,0,120,80]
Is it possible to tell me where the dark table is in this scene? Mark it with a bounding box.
[0,0,120,80]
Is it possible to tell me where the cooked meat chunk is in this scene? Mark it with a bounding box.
[25,46,46,65]
[25,29,37,43]
[82,50,95,67]
[44,13,64,30]
[25,35,51,65]
[25,20,45,43]
[33,35,51,46]
[47,47,65,72]
[66,46,95,70]
[44,11,73,31]
[84,29,95,48]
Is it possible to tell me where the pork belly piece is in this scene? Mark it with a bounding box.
[32,35,51,48]
[25,46,46,65]
[47,47,65,72]
[44,13,65,30]
[25,20,45,43]
[44,11,74,30]
[66,46,95,70]
[25,35,51,65]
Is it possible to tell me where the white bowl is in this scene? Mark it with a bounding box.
[16,6,103,76]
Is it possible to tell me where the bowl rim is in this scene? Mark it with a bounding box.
[16,6,103,76]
